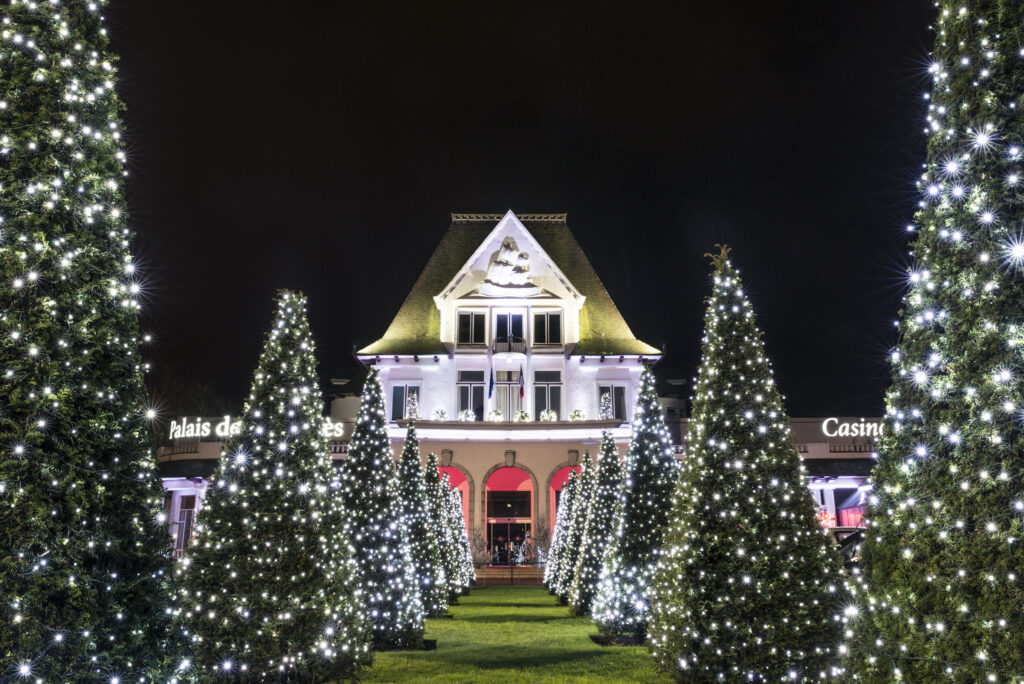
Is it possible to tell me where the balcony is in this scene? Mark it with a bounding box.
[492,336,528,355]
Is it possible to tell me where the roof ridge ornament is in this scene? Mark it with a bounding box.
[450,212,567,222]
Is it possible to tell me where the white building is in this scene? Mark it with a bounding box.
[158,211,873,561]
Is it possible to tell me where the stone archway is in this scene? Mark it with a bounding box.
[481,461,540,526]
[481,462,540,564]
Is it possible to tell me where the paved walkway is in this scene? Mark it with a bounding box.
[362,585,671,683]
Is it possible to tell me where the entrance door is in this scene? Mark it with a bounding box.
[486,489,532,565]
[487,519,532,565]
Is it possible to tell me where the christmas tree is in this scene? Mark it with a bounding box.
[592,366,677,641]
[396,423,449,617]
[339,369,424,649]
[569,432,623,616]
[847,3,1024,680]
[177,291,369,680]
[648,249,845,680]
[447,486,475,589]
[424,455,462,603]
[544,469,578,591]
[0,2,180,680]
[556,453,595,603]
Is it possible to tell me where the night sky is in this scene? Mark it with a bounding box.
[105,1,936,417]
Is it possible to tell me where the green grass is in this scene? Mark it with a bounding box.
[360,585,672,683]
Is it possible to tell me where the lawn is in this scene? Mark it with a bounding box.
[360,585,672,683]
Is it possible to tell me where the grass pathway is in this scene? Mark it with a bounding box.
[362,585,672,683]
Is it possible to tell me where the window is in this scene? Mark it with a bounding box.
[533,312,561,344]
[390,384,420,420]
[457,312,486,345]
[534,370,562,419]
[495,313,524,341]
[494,370,523,419]
[836,488,867,528]
[458,371,485,420]
[173,494,197,558]
[598,385,627,420]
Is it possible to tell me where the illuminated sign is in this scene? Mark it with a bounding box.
[168,416,346,441]
[821,417,883,438]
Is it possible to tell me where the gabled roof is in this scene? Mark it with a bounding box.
[357,212,660,357]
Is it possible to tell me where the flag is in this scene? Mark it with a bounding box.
[488,365,495,399]
[518,364,525,399]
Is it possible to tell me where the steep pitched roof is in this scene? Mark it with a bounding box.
[357,213,660,357]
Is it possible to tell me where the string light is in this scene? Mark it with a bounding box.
[648,247,846,680]
[847,2,1024,679]
[338,369,425,649]
[591,366,678,641]
[396,423,450,617]
[567,432,624,615]
[1,1,183,680]
[177,291,370,679]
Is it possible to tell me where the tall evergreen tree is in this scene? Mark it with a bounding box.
[178,291,369,681]
[592,366,677,641]
[339,369,424,649]
[556,453,595,602]
[396,424,448,617]
[424,455,462,603]
[848,3,1024,680]
[447,486,475,589]
[545,469,578,591]
[649,249,845,681]
[0,3,179,680]
[569,433,623,616]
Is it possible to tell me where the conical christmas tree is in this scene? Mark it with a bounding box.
[178,291,369,680]
[425,455,462,603]
[339,369,424,649]
[0,3,179,680]
[557,453,595,603]
[396,423,449,617]
[649,249,845,680]
[848,3,1024,680]
[569,432,623,616]
[545,469,578,591]
[447,486,475,589]
[592,366,677,641]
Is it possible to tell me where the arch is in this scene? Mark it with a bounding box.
[481,462,540,564]
[546,463,582,536]
[439,461,475,532]
[481,461,540,527]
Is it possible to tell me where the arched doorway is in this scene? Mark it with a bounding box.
[485,466,533,566]
[439,466,470,532]
[549,465,581,536]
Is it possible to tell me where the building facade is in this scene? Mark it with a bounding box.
[157,212,875,560]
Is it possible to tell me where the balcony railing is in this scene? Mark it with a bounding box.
[492,336,528,354]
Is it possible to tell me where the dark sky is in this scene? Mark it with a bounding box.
[105,1,935,417]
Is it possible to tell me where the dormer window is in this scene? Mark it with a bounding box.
[533,311,561,345]
[457,311,486,345]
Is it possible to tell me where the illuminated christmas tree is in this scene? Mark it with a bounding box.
[592,366,677,641]
[545,469,578,591]
[396,423,448,617]
[0,3,180,680]
[569,432,623,616]
[447,486,475,589]
[648,249,845,680]
[424,455,462,603]
[339,369,424,649]
[847,4,1024,680]
[556,452,595,603]
[178,292,369,680]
